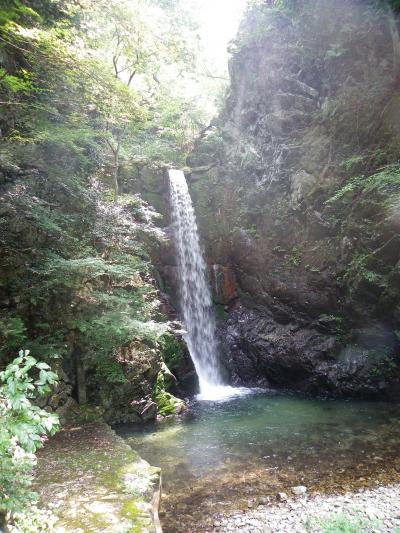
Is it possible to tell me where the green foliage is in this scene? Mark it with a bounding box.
[42,254,145,288]
[285,248,302,267]
[325,177,361,204]
[323,162,400,309]
[343,253,386,291]
[0,351,59,518]
[154,372,177,416]
[368,349,398,378]
[0,0,39,25]
[0,149,170,404]
[0,0,210,422]
[306,512,381,533]
[158,333,185,372]
[8,503,57,533]
[0,0,207,176]
[0,350,59,450]
[318,314,349,341]
[326,165,400,205]
[0,68,35,95]
[94,353,126,385]
[246,224,259,239]
[0,315,28,359]
[340,155,365,172]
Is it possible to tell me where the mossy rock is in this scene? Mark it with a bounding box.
[33,422,162,533]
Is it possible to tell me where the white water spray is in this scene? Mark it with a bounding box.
[169,170,247,401]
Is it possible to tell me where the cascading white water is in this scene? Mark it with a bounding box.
[169,169,254,401]
[169,169,261,401]
[169,169,222,397]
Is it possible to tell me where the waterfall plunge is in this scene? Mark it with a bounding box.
[169,169,250,401]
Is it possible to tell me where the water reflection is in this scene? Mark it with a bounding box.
[118,393,400,532]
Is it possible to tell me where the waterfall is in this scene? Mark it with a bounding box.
[169,169,225,398]
[169,169,260,401]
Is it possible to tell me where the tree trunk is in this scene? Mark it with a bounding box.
[113,144,120,203]
[76,353,87,405]
[0,511,10,532]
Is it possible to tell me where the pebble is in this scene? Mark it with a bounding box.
[291,486,307,496]
[213,483,400,532]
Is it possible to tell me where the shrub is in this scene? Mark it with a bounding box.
[305,511,381,532]
[0,351,59,528]
[158,333,185,372]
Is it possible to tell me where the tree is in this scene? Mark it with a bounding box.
[72,0,202,197]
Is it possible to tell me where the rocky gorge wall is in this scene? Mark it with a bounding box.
[0,156,187,423]
[182,0,400,396]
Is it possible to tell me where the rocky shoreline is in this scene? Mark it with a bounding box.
[213,484,400,532]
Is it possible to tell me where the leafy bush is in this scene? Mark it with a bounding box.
[8,504,57,533]
[0,351,59,527]
[326,165,400,205]
[0,315,28,360]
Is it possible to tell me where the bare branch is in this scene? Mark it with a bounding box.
[127,69,137,87]
[105,137,117,155]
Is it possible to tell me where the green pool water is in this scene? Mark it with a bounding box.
[118,392,400,532]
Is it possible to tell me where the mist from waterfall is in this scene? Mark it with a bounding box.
[169,169,251,401]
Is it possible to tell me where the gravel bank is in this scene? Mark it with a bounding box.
[213,484,400,532]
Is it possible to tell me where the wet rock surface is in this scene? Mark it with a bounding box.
[186,0,400,397]
[219,303,397,396]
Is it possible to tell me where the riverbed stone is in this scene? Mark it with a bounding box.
[291,486,307,496]
[216,484,400,533]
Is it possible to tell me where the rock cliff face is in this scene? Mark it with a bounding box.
[186,0,400,396]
